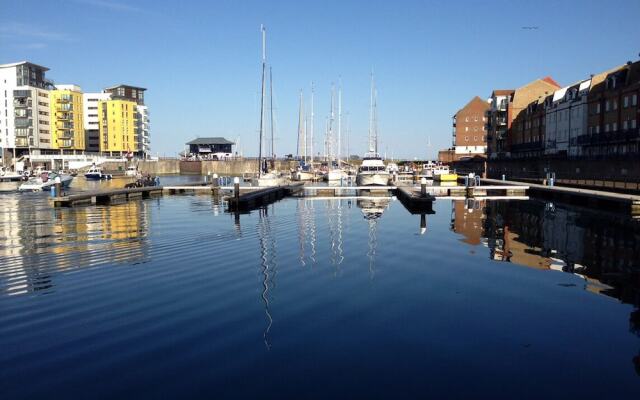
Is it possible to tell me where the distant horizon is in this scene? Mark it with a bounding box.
[2,0,639,159]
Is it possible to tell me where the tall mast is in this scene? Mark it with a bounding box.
[269,66,274,160]
[297,90,305,159]
[337,79,342,166]
[368,72,374,153]
[310,82,314,163]
[258,25,266,177]
[328,84,335,162]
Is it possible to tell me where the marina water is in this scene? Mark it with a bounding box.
[1,179,639,398]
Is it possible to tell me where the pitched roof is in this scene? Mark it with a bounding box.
[186,137,235,145]
[541,76,560,87]
[491,89,515,96]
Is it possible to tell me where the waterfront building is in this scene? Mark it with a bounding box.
[486,89,514,159]
[98,98,138,156]
[100,85,148,158]
[582,61,640,158]
[487,77,560,160]
[186,137,235,159]
[452,96,489,159]
[0,61,55,165]
[510,95,549,159]
[83,92,111,153]
[49,85,85,152]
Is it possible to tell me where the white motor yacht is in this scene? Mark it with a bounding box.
[356,152,390,186]
[19,172,73,192]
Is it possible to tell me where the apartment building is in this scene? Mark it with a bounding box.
[98,99,138,155]
[50,84,85,152]
[510,94,549,159]
[83,92,111,152]
[102,85,148,157]
[582,61,640,157]
[486,89,514,158]
[452,96,489,158]
[0,61,55,163]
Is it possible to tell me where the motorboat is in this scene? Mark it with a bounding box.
[327,168,348,182]
[125,165,139,177]
[432,165,458,182]
[356,152,390,186]
[19,171,73,192]
[85,165,112,180]
[0,166,25,182]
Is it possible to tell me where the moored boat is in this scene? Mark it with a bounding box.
[85,165,112,180]
[19,172,73,192]
[356,152,390,186]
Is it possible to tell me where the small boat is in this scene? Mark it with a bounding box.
[125,165,138,177]
[327,168,348,181]
[293,165,315,181]
[19,171,73,192]
[432,165,458,181]
[253,171,288,187]
[0,166,25,182]
[85,165,112,180]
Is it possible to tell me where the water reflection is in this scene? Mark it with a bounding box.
[0,196,150,295]
[451,198,640,375]
[357,196,391,278]
[257,206,277,350]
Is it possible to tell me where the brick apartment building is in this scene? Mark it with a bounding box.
[452,96,490,159]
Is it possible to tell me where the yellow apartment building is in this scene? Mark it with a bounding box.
[98,99,139,154]
[49,85,85,151]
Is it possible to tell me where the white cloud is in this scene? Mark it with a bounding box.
[72,0,142,12]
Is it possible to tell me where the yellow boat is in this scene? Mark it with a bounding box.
[434,173,458,182]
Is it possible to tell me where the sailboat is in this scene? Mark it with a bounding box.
[253,26,287,187]
[356,74,390,186]
[293,90,314,181]
[327,83,348,182]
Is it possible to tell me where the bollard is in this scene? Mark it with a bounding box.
[502,174,506,181]
[211,173,219,195]
[420,213,427,235]
[54,176,62,198]
[420,177,427,196]
[234,176,240,203]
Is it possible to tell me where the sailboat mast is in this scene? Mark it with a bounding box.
[329,84,335,162]
[337,81,342,166]
[269,66,274,160]
[297,90,304,159]
[258,25,266,177]
[310,82,314,163]
[368,72,374,153]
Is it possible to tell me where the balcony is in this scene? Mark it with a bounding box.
[15,118,32,128]
[13,90,31,98]
[56,112,73,120]
[496,116,507,125]
[56,104,72,112]
[58,131,73,139]
[577,129,640,146]
[13,98,31,108]
[15,138,29,147]
[56,95,72,103]
[57,122,74,130]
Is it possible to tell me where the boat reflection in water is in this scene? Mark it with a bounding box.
[0,198,150,296]
[357,196,391,278]
[450,198,640,374]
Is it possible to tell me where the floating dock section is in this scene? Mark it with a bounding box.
[396,186,436,214]
[227,183,304,211]
[51,186,164,207]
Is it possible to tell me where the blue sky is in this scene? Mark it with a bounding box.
[2,0,639,159]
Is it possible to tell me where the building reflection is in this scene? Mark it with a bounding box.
[451,198,640,376]
[0,199,150,296]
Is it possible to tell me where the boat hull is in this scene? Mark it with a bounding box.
[327,169,347,181]
[356,172,390,186]
[293,171,314,181]
[434,173,458,182]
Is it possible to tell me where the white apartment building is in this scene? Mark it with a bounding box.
[136,105,150,158]
[0,61,54,165]
[83,92,111,153]
[545,79,590,157]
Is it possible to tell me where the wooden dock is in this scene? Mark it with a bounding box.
[227,182,305,211]
[482,178,640,216]
[396,186,436,214]
[51,186,164,207]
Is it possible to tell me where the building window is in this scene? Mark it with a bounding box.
[613,99,618,110]
[465,136,469,141]
[595,126,600,134]
[589,126,593,134]
[605,124,610,132]
[624,96,629,108]
[633,94,638,106]
[613,122,617,131]
[605,100,610,112]
[632,119,637,129]
[595,103,600,114]
[623,120,628,130]
[465,127,468,132]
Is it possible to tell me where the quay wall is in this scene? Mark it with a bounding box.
[102,159,299,176]
[488,158,640,192]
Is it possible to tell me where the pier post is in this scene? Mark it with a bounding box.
[54,176,62,198]
[212,173,219,195]
[234,177,240,202]
[420,177,427,197]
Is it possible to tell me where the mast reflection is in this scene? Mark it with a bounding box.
[257,206,277,350]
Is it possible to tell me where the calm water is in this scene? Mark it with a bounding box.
[1,178,639,399]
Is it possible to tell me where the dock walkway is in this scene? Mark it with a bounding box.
[482,178,640,216]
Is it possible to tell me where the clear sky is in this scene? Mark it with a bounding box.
[2,0,639,159]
